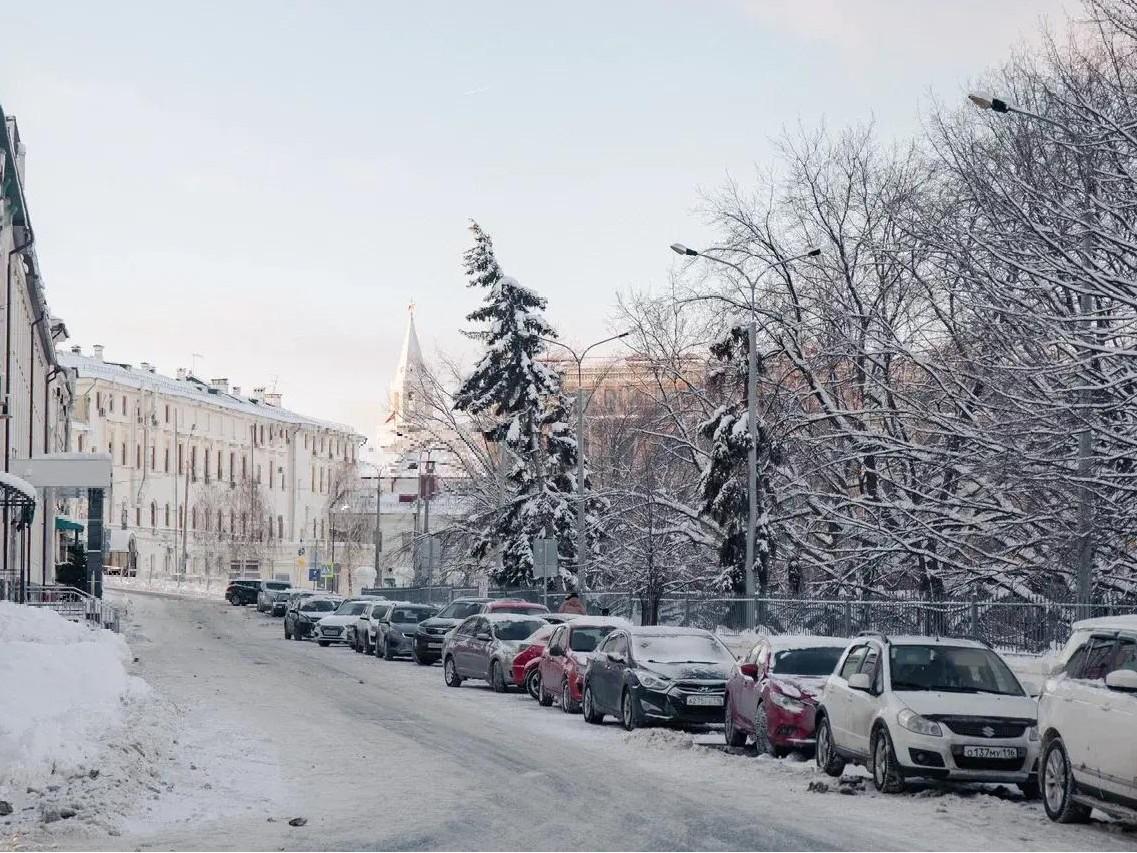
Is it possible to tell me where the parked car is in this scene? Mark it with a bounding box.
[813,632,1040,796]
[413,598,547,665]
[442,613,548,691]
[512,623,561,699]
[284,596,340,640]
[1037,614,1137,823]
[725,635,846,755]
[537,617,630,713]
[314,599,378,647]
[374,603,439,660]
[487,599,550,616]
[255,580,293,612]
[225,579,263,606]
[581,626,735,731]
[542,613,582,625]
[269,589,297,617]
[349,600,392,653]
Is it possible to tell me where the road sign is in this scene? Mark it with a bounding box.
[298,546,306,556]
[308,567,319,582]
[322,564,334,578]
[532,538,559,579]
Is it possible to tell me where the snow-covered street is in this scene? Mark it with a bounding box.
[3,593,1129,851]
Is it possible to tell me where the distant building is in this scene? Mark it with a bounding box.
[60,347,368,590]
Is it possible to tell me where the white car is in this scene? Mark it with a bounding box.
[814,632,1040,795]
[1037,614,1137,823]
[314,598,382,647]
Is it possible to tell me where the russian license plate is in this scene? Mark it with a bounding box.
[686,694,724,707]
[962,745,1018,759]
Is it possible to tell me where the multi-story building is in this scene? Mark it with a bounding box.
[60,346,368,588]
[0,106,78,599]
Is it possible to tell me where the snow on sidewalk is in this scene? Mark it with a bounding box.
[0,601,174,840]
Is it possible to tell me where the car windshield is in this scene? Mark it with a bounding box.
[437,601,484,620]
[889,645,1024,696]
[493,603,547,615]
[391,607,434,623]
[301,599,337,613]
[526,624,557,643]
[570,626,617,653]
[336,601,369,616]
[273,591,292,600]
[772,646,845,676]
[493,619,545,642]
[636,633,735,665]
[265,581,290,590]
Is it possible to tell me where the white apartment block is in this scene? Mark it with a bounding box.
[59,347,369,588]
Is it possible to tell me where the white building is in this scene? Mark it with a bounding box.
[59,347,369,590]
[0,107,80,599]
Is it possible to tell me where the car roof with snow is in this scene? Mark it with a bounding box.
[565,616,632,629]
[482,612,547,623]
[1071,613,1137,633]
[625,625,714,637]
[866,634,990,649]
[761,634,848,649]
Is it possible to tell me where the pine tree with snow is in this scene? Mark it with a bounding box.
[453,222,584,586]
[698,326,777,595]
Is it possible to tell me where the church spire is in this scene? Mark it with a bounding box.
[387,303,426,431]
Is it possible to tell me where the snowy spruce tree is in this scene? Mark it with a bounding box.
[698,326,777,595]
[453,222,584,587]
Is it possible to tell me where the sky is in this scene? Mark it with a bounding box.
[0,0,1072,443]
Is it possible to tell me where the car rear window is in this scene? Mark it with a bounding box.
[772,646,845,676]
[391,608,434,623]
[493,619,546,641]
[569,626,616,652]
[493,603,548,615]
[302,599,337,612]
[265,581,290,590]
[437,601,484,620]
[336,601,369,616]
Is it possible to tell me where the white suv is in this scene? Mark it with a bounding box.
[814,632,1040,795]
[1037,615,1137,823]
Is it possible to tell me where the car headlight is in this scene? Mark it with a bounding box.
[1028,725,1040,741]
[637,672,672,691]
[770,691,805,714]
[897,708,943,737]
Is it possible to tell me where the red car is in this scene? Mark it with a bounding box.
[537,617,629,713]
[724,635,846,756]
[486,599,550,616]
[511,622,559,698]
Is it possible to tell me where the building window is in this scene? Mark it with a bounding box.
[277,515,284,539]
[122,395,127,414]
[77,434,85,452]
[150,502,156,528]
[242,455,247,479]
[108,396,114,414]
[164,447,170,473]
[191,506,197,530]
[241,513,247,536]
[256,464,261,484]
[229,509,235,533]
[121,442,127,465]
[217,510,223,533]
[320,520,325,539]
[96,392,102,412]
[269,465,274,489]
[135,507,141,527]
[177,444,184,474]
[204,449,211,482]
[164,404,170,423]
[165,504,170,527]
[190,446,197,481]
[229,452,235,483]
[136,444,142,468]
[150,446,156,469]
[179,505,185,530]
[217,450,223,480]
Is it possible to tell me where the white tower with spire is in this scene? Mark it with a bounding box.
[379,304,427,455]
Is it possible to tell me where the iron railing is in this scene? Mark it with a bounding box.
[23,584,121,633]
[365,585,1137,653]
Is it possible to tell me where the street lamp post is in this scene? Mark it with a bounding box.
[670,242,821,628]
[968,92,1096,606]
[539,331,631,596]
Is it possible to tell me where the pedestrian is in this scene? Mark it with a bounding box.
[559,591,586,615]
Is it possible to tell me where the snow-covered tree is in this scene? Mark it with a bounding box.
[452,222,582,586]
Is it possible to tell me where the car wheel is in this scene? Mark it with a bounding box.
[284,624,292,640]
[1042,738,1091,823]
[871,727,905,794]
[384,639,397,661]
[815,715,846,777]
[621,689,642,732]
[363,636,372,655]
[317,640,330,647]
[538,678,554,707]
[526,669,541,701]
[490,661,507,693]
[582,685,604,725]
[228,594,239,606]
[443,657,463,688]
[376,637,387,660]
[561,678,580,713]
[723,698,747,747]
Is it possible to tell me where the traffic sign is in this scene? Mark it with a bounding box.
[308,567,319,582]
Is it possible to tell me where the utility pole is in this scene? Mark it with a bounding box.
[373,468,382,585]
[181,424,194,576]
[173,409,179,580]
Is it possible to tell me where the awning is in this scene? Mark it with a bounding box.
[0,471,37,523]
[55,516,84,532]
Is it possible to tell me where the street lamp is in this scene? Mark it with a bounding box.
[539,331,632,596]
[670,241,822,627]
[967,92,1096,607]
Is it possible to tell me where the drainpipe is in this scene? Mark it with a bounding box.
[4,226,33,591]
[41,365,62,585]
[29,310,46,458]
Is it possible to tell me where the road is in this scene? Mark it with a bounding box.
[40,593,1137,851]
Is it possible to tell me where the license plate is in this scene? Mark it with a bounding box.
[962,745,1018,759]
[685,695,724,706]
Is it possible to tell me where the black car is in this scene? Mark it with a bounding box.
[225,579,262,606]
[284,596,339,640]
[581,626,735,731]
[412,598,494,665]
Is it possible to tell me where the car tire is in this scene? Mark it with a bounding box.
[443,657,463,688]
[384,639,396,661]
[753,702,778,756]
[582,685,604,725]
[815,715,846,777]
[538,679,554,707]
[490,661,507,693]
[376,637,387,660]
[284,624,292,640]
[723,698,747,747]
[621,689,642,732]
[228,594,239,606]
[561,678,580,713]
[1041,738,1091,823]
[317,640,330,647]
[871,726,905,794]
[526,669,541,701]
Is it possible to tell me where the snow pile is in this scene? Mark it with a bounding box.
[104,575,225,600]
[0,602,149,792]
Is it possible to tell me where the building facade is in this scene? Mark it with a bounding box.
[60,347,368,589]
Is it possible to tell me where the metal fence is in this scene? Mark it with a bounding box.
[23,584,121,633]
[365,585,1137,653]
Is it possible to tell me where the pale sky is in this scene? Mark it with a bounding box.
[0,0,1070,442]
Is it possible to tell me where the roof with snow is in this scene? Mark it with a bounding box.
[59,351,363,438]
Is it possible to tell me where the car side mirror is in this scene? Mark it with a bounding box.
[739,662,760,680]
[476,631,492,642]
[549,646,563,657]
[848,672,872,691]
[606,652,625,664]
[1105,669,1137,692]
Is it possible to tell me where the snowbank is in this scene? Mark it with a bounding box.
[0,602,149,792]
[104,575,225,600]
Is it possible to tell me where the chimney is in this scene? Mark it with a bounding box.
[70,345,81,355]
[92,344,104,362]
[147,364,156,374]
[264,391,283,407]
[251,386,266,401]
[140,362,151,372]
[176,368,187,381]
[210,378,229,393]
[232,385,242,396]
